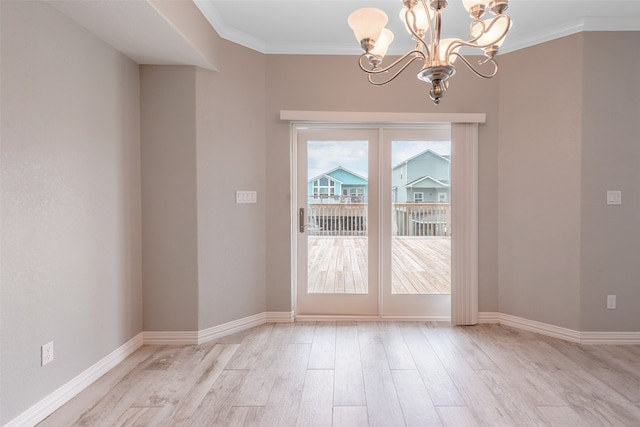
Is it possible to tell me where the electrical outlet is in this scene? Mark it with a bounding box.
[607,295,616,310]
[41,341,54,366]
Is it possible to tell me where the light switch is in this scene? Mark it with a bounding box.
[236,191,257,204]
[606,190,622,205]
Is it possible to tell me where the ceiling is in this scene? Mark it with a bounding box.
[194,0,640,55]
[48,0,640,68]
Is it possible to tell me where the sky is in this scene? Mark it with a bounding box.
[307,140,451,179]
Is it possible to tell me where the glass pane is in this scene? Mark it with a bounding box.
[391,140,451,295]
[307,140,368,294]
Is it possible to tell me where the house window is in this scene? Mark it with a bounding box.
[439,193,447,202]
[413,192,424,202]
[312,176,339,199]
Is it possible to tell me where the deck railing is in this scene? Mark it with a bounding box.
[307,203,451,237]
[393,203,451,237]
[307,203,368,236]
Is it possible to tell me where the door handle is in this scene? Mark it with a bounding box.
[299,207,306,233]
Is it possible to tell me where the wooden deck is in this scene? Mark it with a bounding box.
[307,236,450,294]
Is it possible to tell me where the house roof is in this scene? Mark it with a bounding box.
[309,166,368,185]
[309,174,344,185]
[392,149,450,170]
[406,176,450,189]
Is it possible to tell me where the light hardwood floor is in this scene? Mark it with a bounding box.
[308,237,451,295]
[39,322,640,426]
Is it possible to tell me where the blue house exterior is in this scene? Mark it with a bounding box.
[308,151,450,205]
[392,149,450,203]
[308,166,368,203]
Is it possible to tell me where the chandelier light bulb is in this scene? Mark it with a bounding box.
[348,8,388,52]
[370,28,395,59]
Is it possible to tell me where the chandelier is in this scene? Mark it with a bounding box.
[348,0,512,104]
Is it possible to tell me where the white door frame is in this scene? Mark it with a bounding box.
[285,111,484,324]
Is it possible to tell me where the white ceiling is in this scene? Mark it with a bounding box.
[48,0,640,68]
[195,0,640,55]
[49,0,219,69]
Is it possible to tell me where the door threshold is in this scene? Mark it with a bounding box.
[294,314,452,322]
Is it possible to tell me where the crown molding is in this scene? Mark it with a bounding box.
[483,16,640,55]
[198,12,640,56]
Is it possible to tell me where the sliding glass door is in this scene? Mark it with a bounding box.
[295,126,452,318]
[382,128,452,317]
[296,128,379,316]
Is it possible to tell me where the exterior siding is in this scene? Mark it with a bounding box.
[394,150,451,203]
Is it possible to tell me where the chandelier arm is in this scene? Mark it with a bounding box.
[452,53,498,79]
[466,20,485,45]
[357,50,425,76]
[463,15,511,50]
[445,40,463,62]
[366,55,425,86]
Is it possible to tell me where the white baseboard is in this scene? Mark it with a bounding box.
[142,311,295,346]
[197,312,267,344]
[477,311,502,324]
[5,333,144,427]
[143,330,199,346]
[580,331,640,345]
[266,311,295,323]
[497,313,582,343]
[7,311,293,426]
[479,312,640,345]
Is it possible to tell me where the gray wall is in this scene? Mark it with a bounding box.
[497,32,640,331]
[139,42,268,333]
[264,54,502,313]
[140,66,199,331]
[194,42,267,330]
[580,32,640,332]
[1,1,142,423]
[497,34,584,330]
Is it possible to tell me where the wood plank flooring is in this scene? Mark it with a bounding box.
[308,237,450,295]
[39,322,640,426]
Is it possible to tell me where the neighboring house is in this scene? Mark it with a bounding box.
[392,149,450,203]
[308,166,368,203]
